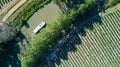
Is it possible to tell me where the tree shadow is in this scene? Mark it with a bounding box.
[45,16,103,67]
[43,1,105,67]
[0,31,29,67]
[47,16,102,67]
[54,0,84,13]
[45,32,81,66]
[22,22,30,28]
[16,31,29,44]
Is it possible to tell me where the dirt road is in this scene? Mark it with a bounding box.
[2,0,27,22]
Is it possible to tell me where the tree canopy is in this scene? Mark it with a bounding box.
[0,22,16,43]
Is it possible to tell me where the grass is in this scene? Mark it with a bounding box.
[48,9,120,67]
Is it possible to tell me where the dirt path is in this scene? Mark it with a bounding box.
[2,0,27,22]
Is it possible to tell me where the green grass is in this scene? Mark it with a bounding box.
[51,9,120,67]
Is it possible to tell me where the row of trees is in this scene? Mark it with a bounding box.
[21,0,99,67]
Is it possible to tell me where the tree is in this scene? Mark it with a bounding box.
[0,22,16,43]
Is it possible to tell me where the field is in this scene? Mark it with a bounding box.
[0,0,11,7]
[2,0,27,22]
[46,9,120,67]
[0,0,20,17]
[19,2,61,56]
[21,2,61,38]
[0,0,13,9]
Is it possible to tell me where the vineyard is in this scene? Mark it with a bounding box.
[0,0,13,9]
[46,9,120,67]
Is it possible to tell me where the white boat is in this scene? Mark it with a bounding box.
[33,21,46,34]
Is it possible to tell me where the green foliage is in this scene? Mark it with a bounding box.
[10,0,119,67]
[8,0,51,28]
[0,23,16,43]
[22,16,70,67]
[105,0,120,8]
[84,0,95,5]
[21,1,98,67]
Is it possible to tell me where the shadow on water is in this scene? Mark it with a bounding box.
[43,1,105,67]
[0,31,29,67]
